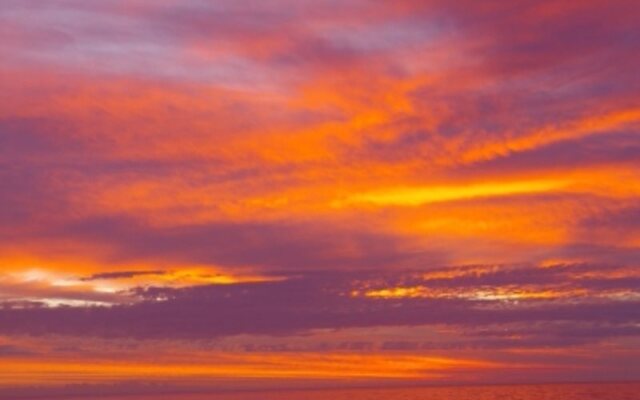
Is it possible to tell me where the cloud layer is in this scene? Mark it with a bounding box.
[0,0,639,390]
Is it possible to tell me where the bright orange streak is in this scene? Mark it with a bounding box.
[461,108,640,164]
[357,285,592,301]
[0,353,498,386]
[336,179,566,207]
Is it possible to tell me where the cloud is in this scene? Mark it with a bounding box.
[336,179,566,207]
[0,345,32,357]
[0,265,637,342]
[81,270,165,282]
[1,0,639,387]
[28,215,445,272]
[453,130,640,176]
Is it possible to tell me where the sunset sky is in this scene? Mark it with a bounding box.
[1,0,639,396]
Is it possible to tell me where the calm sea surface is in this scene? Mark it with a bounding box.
[84,383,639,400]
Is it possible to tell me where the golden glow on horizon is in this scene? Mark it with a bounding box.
[0,353,499,386]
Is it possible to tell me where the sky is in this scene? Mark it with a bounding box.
[0,0,639,396]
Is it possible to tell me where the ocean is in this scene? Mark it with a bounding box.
[60,382,639,400]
